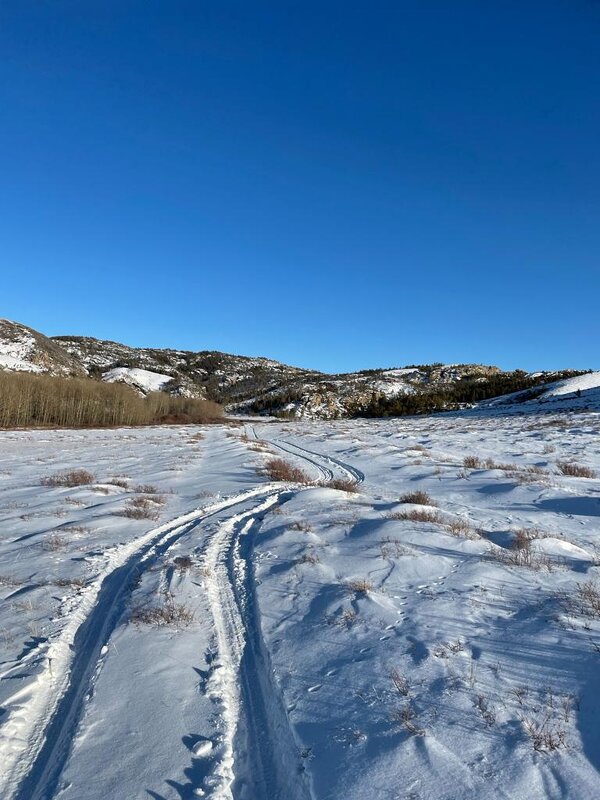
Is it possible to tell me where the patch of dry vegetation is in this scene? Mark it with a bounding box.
[557,461,596,479]
[263,458,312,484]
[345,578,374,594]
[399,490,436,506]
[42,469,95,487]
[130,595,194,627]
[328,478,359,492]
[389,509,443,524]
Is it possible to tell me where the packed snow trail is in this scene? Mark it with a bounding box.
[7,486,282,800]
[201,495,311,800]
[249,424,364,485]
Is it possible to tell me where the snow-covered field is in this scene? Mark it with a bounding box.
[1,411,600,799]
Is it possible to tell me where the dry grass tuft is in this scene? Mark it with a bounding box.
[557,461,596,479]
[133,483,159,494]
[399,490,436,506]
[131,595,194,627]
[446,518,478,539]
[298,551,320,565]
[42,534,68,552]
[328,478,359,492]
[390,509,443,524]
[345,578,374,594]
[42,469,95,488]
[119,497,162,520]
[264,458,311,484]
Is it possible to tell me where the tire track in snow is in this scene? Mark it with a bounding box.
[200,493,311,800]
[277,438,365,484]
[5,485,282,800]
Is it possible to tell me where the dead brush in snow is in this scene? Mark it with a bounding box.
[488,527,553,570]
[574,580,600,617]
[399,490,437,506]
[345,578,374,594]
[446,518,478,539]
[0,574,23,587]
[289,520,313,532]
[297,551,320,565]
[42,534,68,552]
[389,509,443,524]
[263,458,312,484]
[520,714,567,752]
[557,461,596,479]
[53,576,87,589]
[130,594,194,627]
[133,483,160,494]
[173,555,194,572]
[41,469,96,488]
[463,455,483,469]
[108,476,129,489]
[380,538,411,558]
[328,478,359,492]
[119,496,162,521]
[390,668,410,697]
[391,702,425,736]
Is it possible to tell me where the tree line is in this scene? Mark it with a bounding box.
[353,369,589,418]
[0,371,223,428]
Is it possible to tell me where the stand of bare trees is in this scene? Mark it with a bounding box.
[0,372,223,428]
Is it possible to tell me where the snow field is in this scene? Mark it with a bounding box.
[0,410,599,799]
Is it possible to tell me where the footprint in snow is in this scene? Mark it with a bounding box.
[308,684,322,693]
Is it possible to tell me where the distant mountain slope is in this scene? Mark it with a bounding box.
[480,371,600,412]
[0,319,593,418]
[0,320,85,376]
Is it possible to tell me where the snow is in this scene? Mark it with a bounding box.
[541,371,600,398]
[102,366,173,393]
[1,412,600,798]
[0,333,43,373]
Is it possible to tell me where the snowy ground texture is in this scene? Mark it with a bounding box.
[1,410,600,800]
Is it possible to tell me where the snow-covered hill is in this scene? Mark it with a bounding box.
[0,318,595,417]
[481,371,600,413]
[0,320,85,377]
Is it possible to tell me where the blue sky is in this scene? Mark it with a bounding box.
[1,1,599,373]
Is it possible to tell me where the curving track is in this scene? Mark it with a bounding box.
[5,427,363,800]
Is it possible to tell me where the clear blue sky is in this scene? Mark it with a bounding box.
[1,1,599,373]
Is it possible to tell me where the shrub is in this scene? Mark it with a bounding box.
[557,461,596,479]
[42,469,95,487]
[53,576,87,589]
[173,555,193,572]
[446,518,477,538]
[42,534,68,551]
[298,552,320,565]
[521,716,566,751]
[390,509,443,524]
[391,702,425,736]
[328,478,359,492]
[463,455,483,469]
[264,458,311,484]
[131,596,194,627]
[119,498,160,520]
[399,490,436,506]
[345,578,374,594]
[575,580,600,617]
